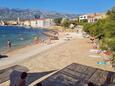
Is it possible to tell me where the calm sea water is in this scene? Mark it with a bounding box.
[0,26,48,52]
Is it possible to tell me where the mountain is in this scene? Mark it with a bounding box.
[0,8,79,20]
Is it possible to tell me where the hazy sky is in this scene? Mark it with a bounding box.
[0,0,115,13]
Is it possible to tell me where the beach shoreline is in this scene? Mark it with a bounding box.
[0,26,64,55]
[0,31,114,86]
[0,26,50,54]
[0,31,67,69]
[4,27,66,56]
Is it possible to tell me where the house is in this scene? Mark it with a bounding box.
[25,18,54,28]
[21,18,54,28]
[21,20,31,26]
[79,13,106,23]
[87,13,106,23]
[6,20,17,25]
[79,15,88,21]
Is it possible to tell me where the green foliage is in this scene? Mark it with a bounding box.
[61,19,70,28]
[54,18,62,26]
[107,37,115,51]
[83,7,115,53]
[80,19,88,23]
[106,10,111,15]
[69,20,78,26]
[112,6,115,13]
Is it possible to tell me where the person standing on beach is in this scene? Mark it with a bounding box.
[7,40,12,48]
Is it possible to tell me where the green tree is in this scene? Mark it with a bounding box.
[61,18,70,28]
[112,6,115,13]
[54,18,62,26]
[83,7,115,53]
[106,10,111,15]
[69,20,78,26]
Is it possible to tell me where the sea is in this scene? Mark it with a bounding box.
[0,26,48,53]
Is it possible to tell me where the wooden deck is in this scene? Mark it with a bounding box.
[0,65,28,84]
[40,63,115,86]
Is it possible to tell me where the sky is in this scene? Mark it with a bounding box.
[0,0,115,14]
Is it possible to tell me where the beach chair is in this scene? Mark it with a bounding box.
[89,49,102,54]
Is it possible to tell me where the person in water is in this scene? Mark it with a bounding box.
[7,40,12,48]
[33,36,39,44]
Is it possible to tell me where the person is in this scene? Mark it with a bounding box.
[76,29,79,33]
[93,42,97,49]
[90,36,95,43]
[7,40,12,48]
[33,36,41,44]
[17,72,28,86]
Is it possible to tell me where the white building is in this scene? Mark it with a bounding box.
[44,19,54,27]
[0,21,5,26]
[21,18,54,28]
[79,13,106,23]
[87,13,106,23]
[79,15,88,21]
[22,20,31,26]
[30,18,54,28]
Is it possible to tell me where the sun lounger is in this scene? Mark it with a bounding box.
[89,49,102,54]
[103,51,112,56]
[89,55,102,58]
[97,61,107,65]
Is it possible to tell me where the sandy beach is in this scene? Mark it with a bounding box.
[0,32,114,86]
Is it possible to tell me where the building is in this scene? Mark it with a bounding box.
[87,13,106,23]
[21,20,31,26]
[30,18,54,28]
[79,15,88,21]
[44,19,54,27]
[79,13,106,23]
[6,20,17,25]
[21,18,54,28]
[0,21,5,26]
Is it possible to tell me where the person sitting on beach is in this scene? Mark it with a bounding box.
[17,72,28,86]
[90,36,96,43]
[92,42,97,49]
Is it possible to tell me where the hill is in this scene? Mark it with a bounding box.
[0,8,79,20]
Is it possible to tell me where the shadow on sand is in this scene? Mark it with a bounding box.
[0,65,29,84]
[0,54,8,59]
[26,70,56,85]
[0,65,56,86]
[9,69,56,86]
